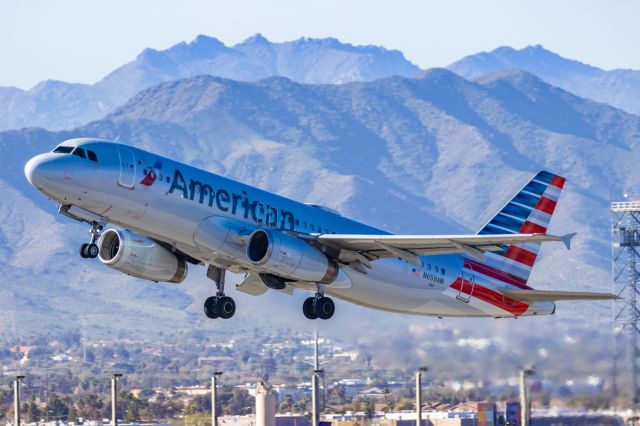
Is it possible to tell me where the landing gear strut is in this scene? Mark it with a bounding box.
[303,285,335,320]
[80,221,103,259]
[203,265,236,320]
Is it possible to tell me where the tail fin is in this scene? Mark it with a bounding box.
[472,171,566,289]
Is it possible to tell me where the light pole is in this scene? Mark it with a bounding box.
[212,371,223,426]
[312,369,324,426]
[416,367,428,426]
[14,375,24,426]
[519,367,534,426]
[112,373,122,426]
[304,332,330,414]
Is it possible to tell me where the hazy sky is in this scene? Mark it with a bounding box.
[1,0,638,89]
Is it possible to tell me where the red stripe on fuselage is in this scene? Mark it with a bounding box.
[450,278,529,316]
[550,176,565,188]
[464,259,531,289]
[503,245,537,267]
[534,197,557,215]
[520,221,546,234]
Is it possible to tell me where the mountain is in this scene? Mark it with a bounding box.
[2,69,638,335]
[448,45,640,115]
[0,34,420,132]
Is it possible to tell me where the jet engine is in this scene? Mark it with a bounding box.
[97,229,188,283]
[246,229,338,283]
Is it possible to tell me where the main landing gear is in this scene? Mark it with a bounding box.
[203,265,236,320]
[79,221,104,259]
[303,285,335,320]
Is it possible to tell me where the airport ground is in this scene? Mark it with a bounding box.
[0,322,634,425]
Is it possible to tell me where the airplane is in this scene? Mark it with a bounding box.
[24,138,617,320]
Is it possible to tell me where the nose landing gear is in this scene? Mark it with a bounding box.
[303,285,335,320]
[80,221,104,259]
[203,265,236,320]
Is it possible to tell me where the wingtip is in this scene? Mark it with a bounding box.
[561,232,577,250]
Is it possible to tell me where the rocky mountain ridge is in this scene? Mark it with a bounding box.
[448,45,640,115]
[1,68,636,334]
[0,34,420,131]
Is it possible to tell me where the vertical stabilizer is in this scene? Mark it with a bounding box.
[473,171,566,288]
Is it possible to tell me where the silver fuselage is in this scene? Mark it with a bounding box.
[25,138,555,318]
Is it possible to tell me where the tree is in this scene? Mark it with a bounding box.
[263,357,277,376]
[279,395,294,413]
[294,393,311,413]
[67,405,79,423]
[45,393,69,420]
[24,395,41,422]
[227,389,254,415]
[383,388,395,413]
[79,393,104,420]
[333,384,347,405]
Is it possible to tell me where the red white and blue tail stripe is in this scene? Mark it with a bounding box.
[452,171,565,316]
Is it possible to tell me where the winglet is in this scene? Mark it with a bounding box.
[561,232,577,250]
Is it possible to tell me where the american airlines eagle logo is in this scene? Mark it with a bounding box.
[140,160,163,186]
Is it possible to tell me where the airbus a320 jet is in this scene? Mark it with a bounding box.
[24,139,616,320]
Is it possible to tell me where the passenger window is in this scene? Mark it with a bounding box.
[434,266,439,273]
[166,176,170,183]
[73,148,86,159]
[442,268,446,275]
[87,150,98,162]
[53,146,73,154]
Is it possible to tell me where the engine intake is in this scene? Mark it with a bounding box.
[246,229,338,283]
[98,229,187,283]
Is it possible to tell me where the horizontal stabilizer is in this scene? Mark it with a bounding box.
[501,289,620,302]
[561,232,577,250]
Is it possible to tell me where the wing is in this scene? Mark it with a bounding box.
[501,289,620,302]
[316,232,572,268]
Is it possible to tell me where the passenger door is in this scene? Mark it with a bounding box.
[457,265,475,302]
[117,147,136,189]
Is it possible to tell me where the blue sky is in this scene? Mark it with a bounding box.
[1,0,638,89]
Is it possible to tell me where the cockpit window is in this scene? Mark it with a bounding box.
[53,146,74,154]
[73,148,86,159]
[87,150,98,162]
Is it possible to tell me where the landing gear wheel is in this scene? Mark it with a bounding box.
[303,297,318,320]
[80,220,105,260]
[216,296,236,319]
[316,297,335,320]
[204,266,236,320]
[204,296,219,319]
[80,243,89,258]
[87,243,99,258]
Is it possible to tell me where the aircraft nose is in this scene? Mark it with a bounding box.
[24,154,49,188]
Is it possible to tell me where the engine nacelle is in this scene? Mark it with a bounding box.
[97,229,188,283]
[246,229,338,283]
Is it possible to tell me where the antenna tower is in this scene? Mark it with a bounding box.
[612,197,640,406]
